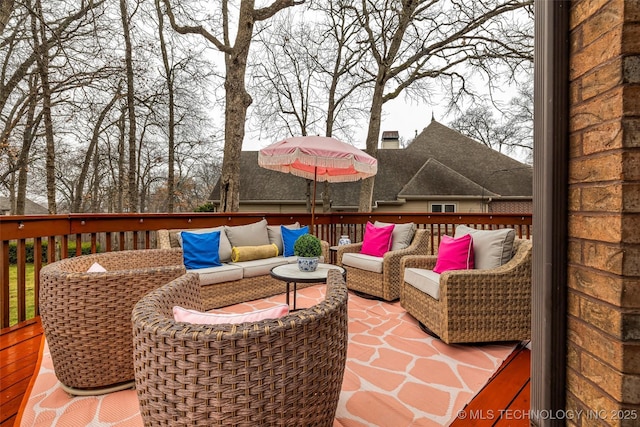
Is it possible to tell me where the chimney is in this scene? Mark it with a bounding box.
[380,131,400,149]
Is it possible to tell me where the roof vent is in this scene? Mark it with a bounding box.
[381,131,400,149]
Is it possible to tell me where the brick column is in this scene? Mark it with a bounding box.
[567,0,640,425]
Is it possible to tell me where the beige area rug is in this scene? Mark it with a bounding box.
[19,285,517,427]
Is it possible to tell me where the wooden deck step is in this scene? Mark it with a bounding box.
[0,319,43,427]
[451,342,531,427]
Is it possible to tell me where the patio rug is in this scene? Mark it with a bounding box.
[18,284,517,427]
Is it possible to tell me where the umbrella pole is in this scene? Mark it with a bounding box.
[311,166,317,234]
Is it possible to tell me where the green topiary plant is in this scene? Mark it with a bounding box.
[293,234,322,258]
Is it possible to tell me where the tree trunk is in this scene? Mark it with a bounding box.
[72,94,118,212]
[155,0,176,213]
[33,0,56,213]
[15,77,38,215]
[0,0,14,34]
[117,107,126,212]
[91,142,100,212]
[120,0,137,212]
[218,2,254,213]
[358,79,384,212]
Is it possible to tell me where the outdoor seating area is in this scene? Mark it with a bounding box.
[1,213,534,426]
[156,220,330,309]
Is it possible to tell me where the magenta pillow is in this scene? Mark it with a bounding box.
[360,222,395,257]
[173,304,289,325]
[433,234,475,274]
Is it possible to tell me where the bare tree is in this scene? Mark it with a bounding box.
[450,82,533,163]
[250,2,369,212]
[352,0,534,211]
[162,0,304,212]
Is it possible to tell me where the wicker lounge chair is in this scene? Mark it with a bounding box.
[39,249,185,395]
[336,228,430,301]
[400,238,532,344]
[132,269,348,427]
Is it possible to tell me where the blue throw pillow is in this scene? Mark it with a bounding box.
[181,230,222,270]
[281,226,309,257]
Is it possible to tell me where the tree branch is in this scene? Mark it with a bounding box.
[161,0,229,53]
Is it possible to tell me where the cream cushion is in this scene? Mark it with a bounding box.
[404,268,441,300]
[342,252,384,274]
[454,225,516,270]
[232,256,290,278]
[267,222,300,254]
[374,221,416,251]
[225,219,269,247]
[187,264,244,286]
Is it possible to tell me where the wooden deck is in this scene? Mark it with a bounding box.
[1,318,530,427]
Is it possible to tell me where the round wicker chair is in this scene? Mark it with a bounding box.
[132,269,349,427]
[39,249,185,395]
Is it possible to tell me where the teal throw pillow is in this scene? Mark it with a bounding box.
[281,226,309,257]
[181,230,222,270]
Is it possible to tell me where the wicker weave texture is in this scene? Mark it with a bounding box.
[337,229,431,301]
[133,270,348,426]
[401,239,532,344]
[39,249,186,391]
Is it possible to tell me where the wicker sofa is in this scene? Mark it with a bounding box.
[132,270,348,426]
[39,249,186,395]
[336,228,431,301]
[400,238,532,344]
[157,221,329,309]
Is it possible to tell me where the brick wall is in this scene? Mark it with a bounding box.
[567,0,640,425]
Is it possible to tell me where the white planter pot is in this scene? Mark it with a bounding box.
[297,257,319,272]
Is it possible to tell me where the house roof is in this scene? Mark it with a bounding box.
[209,120,532,209]
[0,197,49,215]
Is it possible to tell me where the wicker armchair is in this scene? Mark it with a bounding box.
[336,228,430,301]
[400,238,532,344]
[132,269,349,427]
[39,249,185,395]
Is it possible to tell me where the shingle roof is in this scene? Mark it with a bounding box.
[0,197,49,215]
[210,120,532,208]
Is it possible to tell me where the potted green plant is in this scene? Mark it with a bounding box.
[294,234,322,271]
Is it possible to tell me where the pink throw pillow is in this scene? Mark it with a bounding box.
[360,222,395,257]
[433,234,475,274]
[173,304,289,325]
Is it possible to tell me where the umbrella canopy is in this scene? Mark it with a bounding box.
[258,136,378,230]
[258,136,377,183]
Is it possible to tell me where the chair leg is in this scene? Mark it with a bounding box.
[418,321,442,340]
[350,289,385,301]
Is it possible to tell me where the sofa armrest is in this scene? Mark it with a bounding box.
[401,255,437,271]
[439,239,532,307]
[320,240,330,262]
[382,229,431,278]
[157,229,171,249]
[336,242,363,266]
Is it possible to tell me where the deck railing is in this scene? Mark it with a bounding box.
[0,212,532,329]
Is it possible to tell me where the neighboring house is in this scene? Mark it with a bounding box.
[0,197,49,215]
[210,120,532,213]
